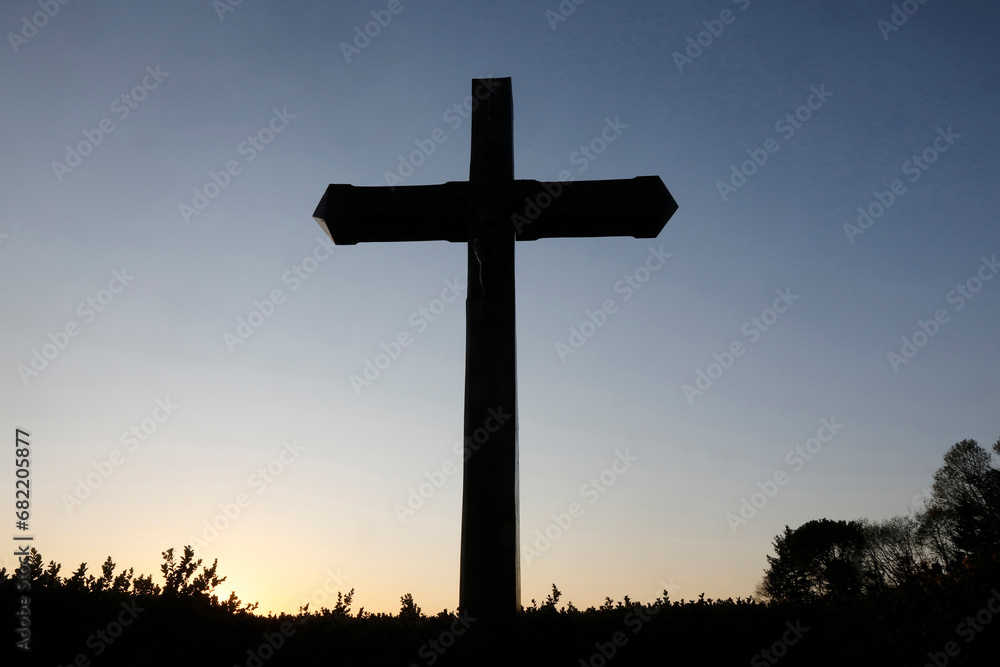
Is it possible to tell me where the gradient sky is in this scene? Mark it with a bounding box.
[1,0,998,616]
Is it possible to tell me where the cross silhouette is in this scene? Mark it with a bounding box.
[314,77,677,637]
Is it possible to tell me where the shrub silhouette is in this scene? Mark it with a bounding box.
[399,591,421,619]
[2,435,998,665]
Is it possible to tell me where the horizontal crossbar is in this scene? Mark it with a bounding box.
[313,176,677,245]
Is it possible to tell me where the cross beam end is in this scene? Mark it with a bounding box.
[514,176,678,241]
[313,182,470,245]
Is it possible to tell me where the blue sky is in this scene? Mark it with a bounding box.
[1,0,998,615]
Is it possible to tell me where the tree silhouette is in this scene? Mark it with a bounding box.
[857,514,930,591]
[112,565,135,593]
[66,562,93,592]
[160,545,226,599]
[917,503,960,566]
[399,592,421,619]
[93,555,115,592]
[756,519,866,602]
[2,532,998,665]
[925,438,1000,560]
[3,436,998,664]
[133,571,161,596]
[332,587,354,617]
[38,558,61,588]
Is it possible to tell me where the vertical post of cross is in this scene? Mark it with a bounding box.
[459,77,520,634]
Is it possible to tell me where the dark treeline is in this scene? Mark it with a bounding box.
[3,438,999,666]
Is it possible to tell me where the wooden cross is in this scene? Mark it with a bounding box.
[314,78,677,632]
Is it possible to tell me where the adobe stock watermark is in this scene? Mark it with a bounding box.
[843,126,960,244]
[716,85,832,202]
[556,246,672,362]
[179,107,295,224]
[14,545,32,651]
[298,567,352,611]
[727,417,844,534]
[512,115,630,230]
[545,0,589,31]
[61,397,179,513]
[522,450,638,566]
[383,78,502,188]
[567,116,629,174]
[394,407,510,523]
[235,621,298,667]
[224,235,335,352]
[750,620,810,666]
[7,0,76,54]
[407,611,477,667]
[901,486,933,521]
[878,0,932,42]
[577,578,682,667]
[17,268,135,386]
[214,0,249,21]
[506,115,628,238]
[341,0,415,64]
[350,278,465,393]
[682,288,799,405]
[51,65,170,183]
[188,439,305,551]
[55,601,145,667]
[887,254,997,373]
[578,603,659,666]
[921,589,1000,667]
[672,0,752,73]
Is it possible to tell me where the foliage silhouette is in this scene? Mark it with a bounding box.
[399,591,421,619]
[3,436,998,665]
[756,519,867,602]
